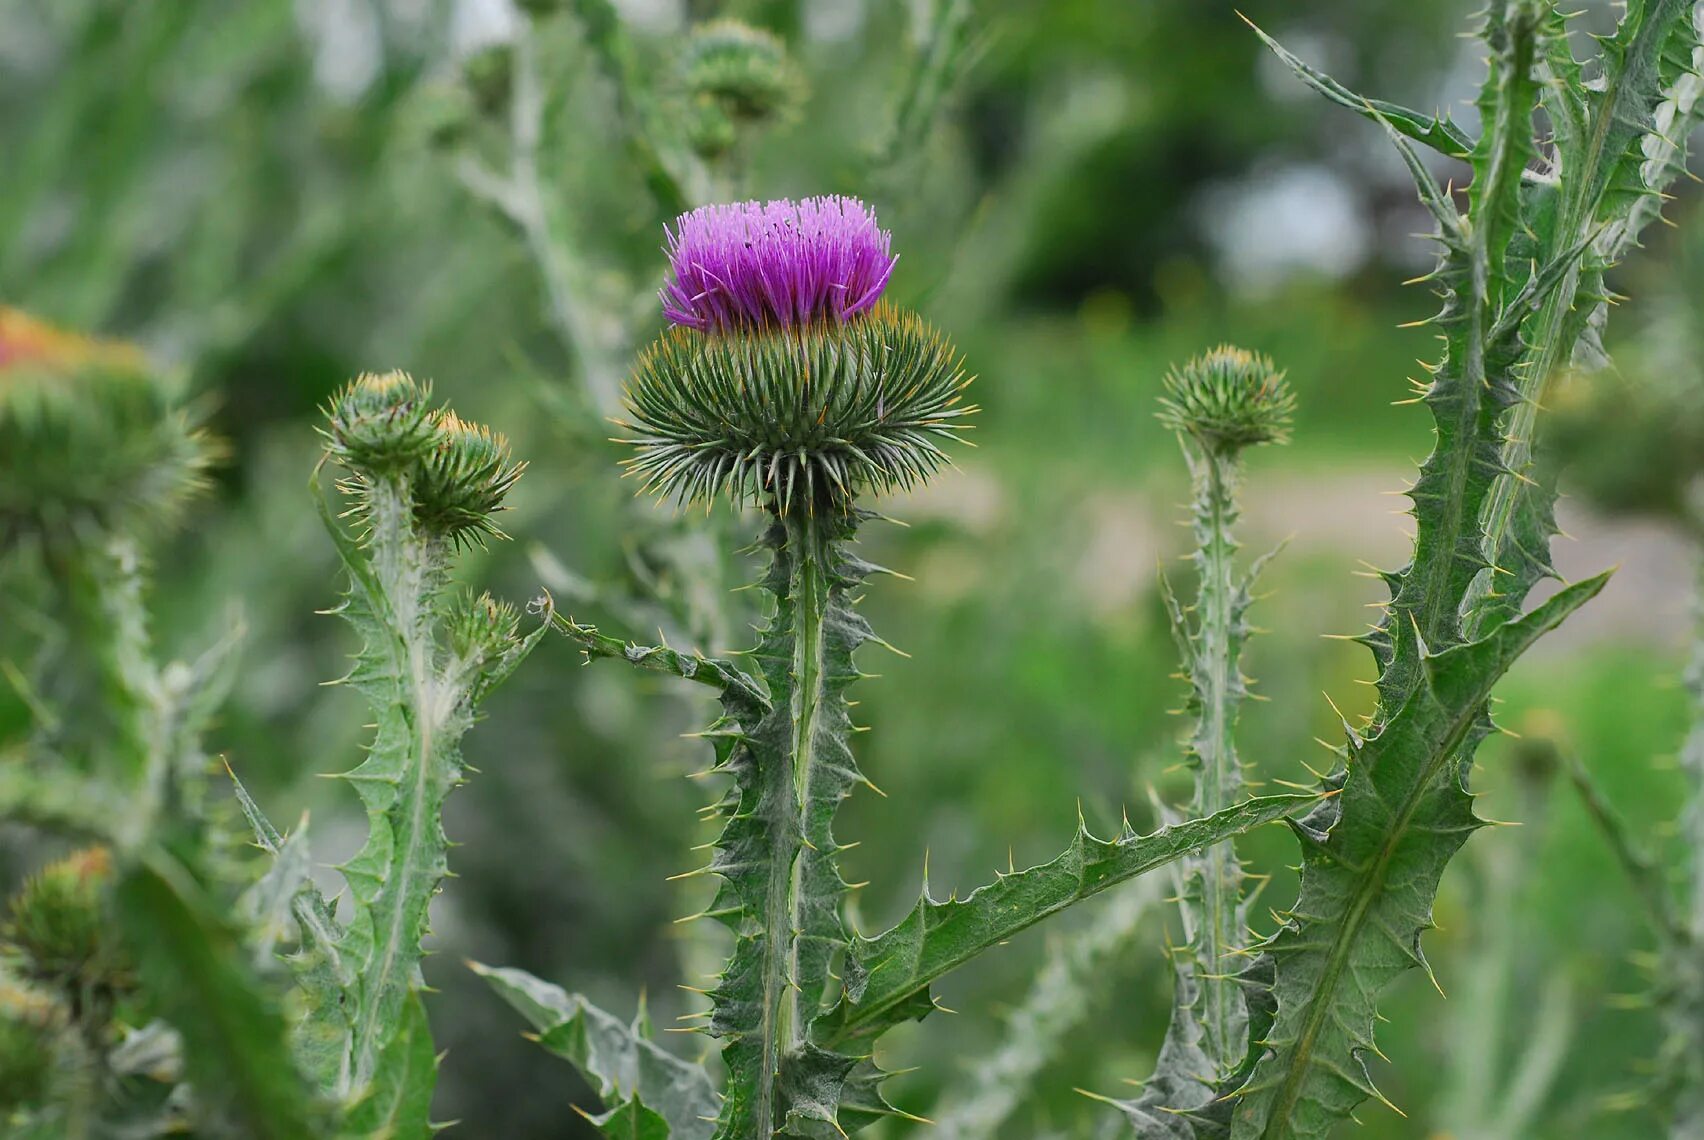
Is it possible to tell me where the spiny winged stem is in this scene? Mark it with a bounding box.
[1184,445,1253,1059]
[1116,346,1292,1133]
[340,466,445,1095]
[712,491,872,1139]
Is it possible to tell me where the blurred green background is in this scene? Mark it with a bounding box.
[2,0,1698,1136]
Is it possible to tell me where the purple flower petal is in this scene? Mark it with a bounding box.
[658,196,897,332]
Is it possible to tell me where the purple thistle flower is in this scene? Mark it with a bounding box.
[659,196,897,332]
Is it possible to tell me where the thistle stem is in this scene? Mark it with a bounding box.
[742,494,858,1137]
[1187,444,1250,1067]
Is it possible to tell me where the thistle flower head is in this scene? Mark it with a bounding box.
[621,301,974,510]
[323,373,524,544]
[322,371,439,474]
[1157,345,1294,452]
[659,196,896,332]
[5,847,128,992]
[413,411,525,545]
[0,308,217,548]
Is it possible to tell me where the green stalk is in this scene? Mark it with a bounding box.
[711,494,869,1139]
[1189,447,1251,1063]
[347,473,441,1094]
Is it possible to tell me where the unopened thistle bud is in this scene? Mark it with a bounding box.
[447,591,521,662]
[677,21,805,158]
[1157,345,1294,453]
[5,848,129,994]
[621,196,975,510]
[0,308,216,548]
[413,411,525,544]
[322,371,438,475]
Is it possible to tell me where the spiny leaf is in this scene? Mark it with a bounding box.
[820,792,1317,1049]
[1242,16,1475,158]
[339,990,437,1140]
[471,963,717,1140]
[1227,571,1609,1139]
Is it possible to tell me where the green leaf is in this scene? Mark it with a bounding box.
[1471,0,1702,632]
[114,848,325,1139]
[583,1099,676,1140]
[470,963,718,1140]
[1242,16,1475,159]
[229,762,358,1093]
[820,792,1316,1049]
[1225,571,1609,1140]
[339,990,436,1140]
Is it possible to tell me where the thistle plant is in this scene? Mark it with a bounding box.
[475,196,1315,1138]
[0,310,321,1138]
[1077,4,1704,1136]
[1117,347,1293,1135]
[229,370,547,1131]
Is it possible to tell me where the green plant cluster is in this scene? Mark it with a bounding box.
[2,1,1703,1138]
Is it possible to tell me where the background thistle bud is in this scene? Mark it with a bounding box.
[412,411,525,544]
[322,370,438,474]
[624,197,974,510]
[678,20,805,127]
[1157,344,1294,452]
[447,591,521,663]
[5,847,129,994]
[0,307,217,549]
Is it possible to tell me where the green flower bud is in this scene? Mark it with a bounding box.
[447,591,521,663]
[413,411,525,544]
[620,301,975,510]
[5,848,128,994]
[678,20,805,129]
[321,371,438,475]
[0,308,217,549]
[1157,345,1294,452]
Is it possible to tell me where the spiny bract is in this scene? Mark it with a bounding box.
[1157,344,1294,451]
[321,370,439,474]
[414,411,525,545]
[619,300,975,509]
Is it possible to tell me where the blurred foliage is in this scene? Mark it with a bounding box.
[1,0,1699,1136]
